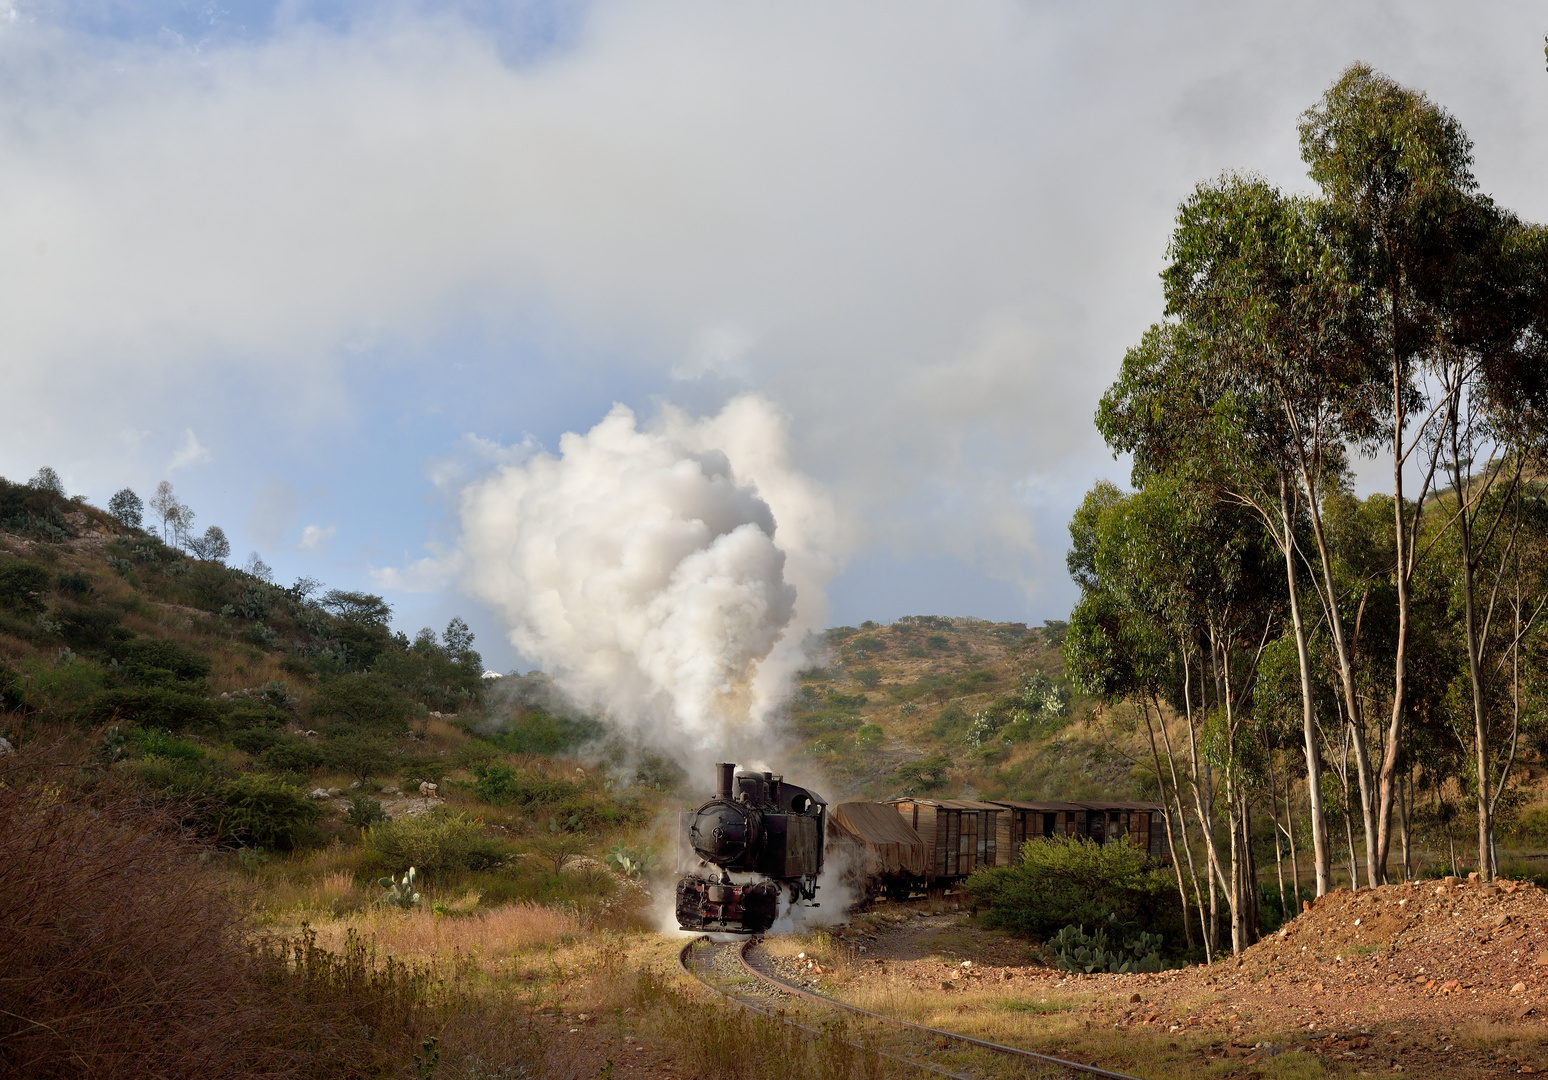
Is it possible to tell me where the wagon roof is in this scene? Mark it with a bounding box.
[988,799,1088,812]
[1072,800,1165,812]
[831,802,926,847]
[886,797,1004,812]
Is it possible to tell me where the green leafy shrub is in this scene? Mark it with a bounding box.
[853,667,881,689]
[259,738,325,773]
[55,571,93,598]
[136,728,205,762]
[230,727,281,755]
[605,843,658,878]
[56,605,126,650]
[855,724,884,749]
[324,733,396,782]
[346,794,387,828]
[308,673,412,734]
[0,560,50,613]
[83,688,221,732]
[894,752,951,794]
[964,837,1181,945]
[216,773,322,851]
[133,755,214,799]
[367,811,506,874]
[469,762,581,807]
[111,638,212,687]
[485,711,604,755]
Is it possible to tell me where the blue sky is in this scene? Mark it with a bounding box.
[3,1,1547,674]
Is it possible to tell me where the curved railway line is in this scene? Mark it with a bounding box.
[677,936,1143,1080]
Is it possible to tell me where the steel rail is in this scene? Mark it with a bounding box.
[736,938,1146,1080]
[677,937,977,1080]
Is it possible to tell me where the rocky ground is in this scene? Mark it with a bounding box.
[773,879,1548,1076]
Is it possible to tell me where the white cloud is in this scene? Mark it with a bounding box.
[167,428,211,472]
[1,2,1545,601]
[369,553,460,594]
[298,523,336,550]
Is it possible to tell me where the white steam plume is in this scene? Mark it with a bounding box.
[460,395,843,752]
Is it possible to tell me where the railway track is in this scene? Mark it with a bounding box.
[678,936,1143,1080]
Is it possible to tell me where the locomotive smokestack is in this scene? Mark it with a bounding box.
[716,762,736,801]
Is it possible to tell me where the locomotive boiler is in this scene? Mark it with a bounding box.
[675,762,825,934]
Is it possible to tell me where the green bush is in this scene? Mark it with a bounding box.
[486,710,604,755]
[83,687,222,732]
[367,811,506,875]
[0,561,50,613]
[308,673,412,734]
[469,762,581,807]
[323,733,396,782]
[894,752,952,794]
[230,726,280,755]
[259,737,326,773]
[346,794,386,828]
[136,727,205,762]
[132,755,215,799]
[55,570,93,598]
[1514,805,1548,844]
[964,837,1181,945]
[216,773,323,851]
[111,638,212,687]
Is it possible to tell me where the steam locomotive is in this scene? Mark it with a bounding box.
[675,762,826,934]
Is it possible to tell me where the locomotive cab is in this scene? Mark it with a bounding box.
[676,762,826,934]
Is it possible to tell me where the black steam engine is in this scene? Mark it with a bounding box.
[675,762,825,934]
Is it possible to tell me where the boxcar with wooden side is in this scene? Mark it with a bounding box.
[887,798,1005,883]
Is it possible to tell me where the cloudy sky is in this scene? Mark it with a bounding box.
[2,0,1546,672]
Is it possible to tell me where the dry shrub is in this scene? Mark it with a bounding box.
[315,902,580,967]
[0,777,293,1079]
[0,732,435,1079]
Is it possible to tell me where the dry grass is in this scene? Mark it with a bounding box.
[1,740,294,1079]
[312,902,582,968]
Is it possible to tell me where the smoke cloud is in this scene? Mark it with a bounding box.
[459,395,842,752]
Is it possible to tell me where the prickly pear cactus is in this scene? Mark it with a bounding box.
[605,843,659,879]
[378,866,421,908]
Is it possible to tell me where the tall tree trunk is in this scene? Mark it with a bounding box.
[1267,753,1289,924]
[1376,337,1418,887]
[1185,643,1227,960]
[1141,699,1194,948]
[1157,692,1211,958]
[1398,768,1411,882]
[1280,480,1331,895]
[1298,462,1379,884]
[1283,766,1302,909]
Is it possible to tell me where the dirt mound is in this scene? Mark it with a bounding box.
[1241,877,1547,1001]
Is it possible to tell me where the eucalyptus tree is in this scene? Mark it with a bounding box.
[1421,212,1548,878]
[1067,482,1206,955]
[1298,63,1492,879]
[1068,472,1278,953]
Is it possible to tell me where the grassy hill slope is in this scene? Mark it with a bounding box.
[788,616,1156,804]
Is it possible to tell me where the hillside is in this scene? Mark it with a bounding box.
[789,617,1153,803]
